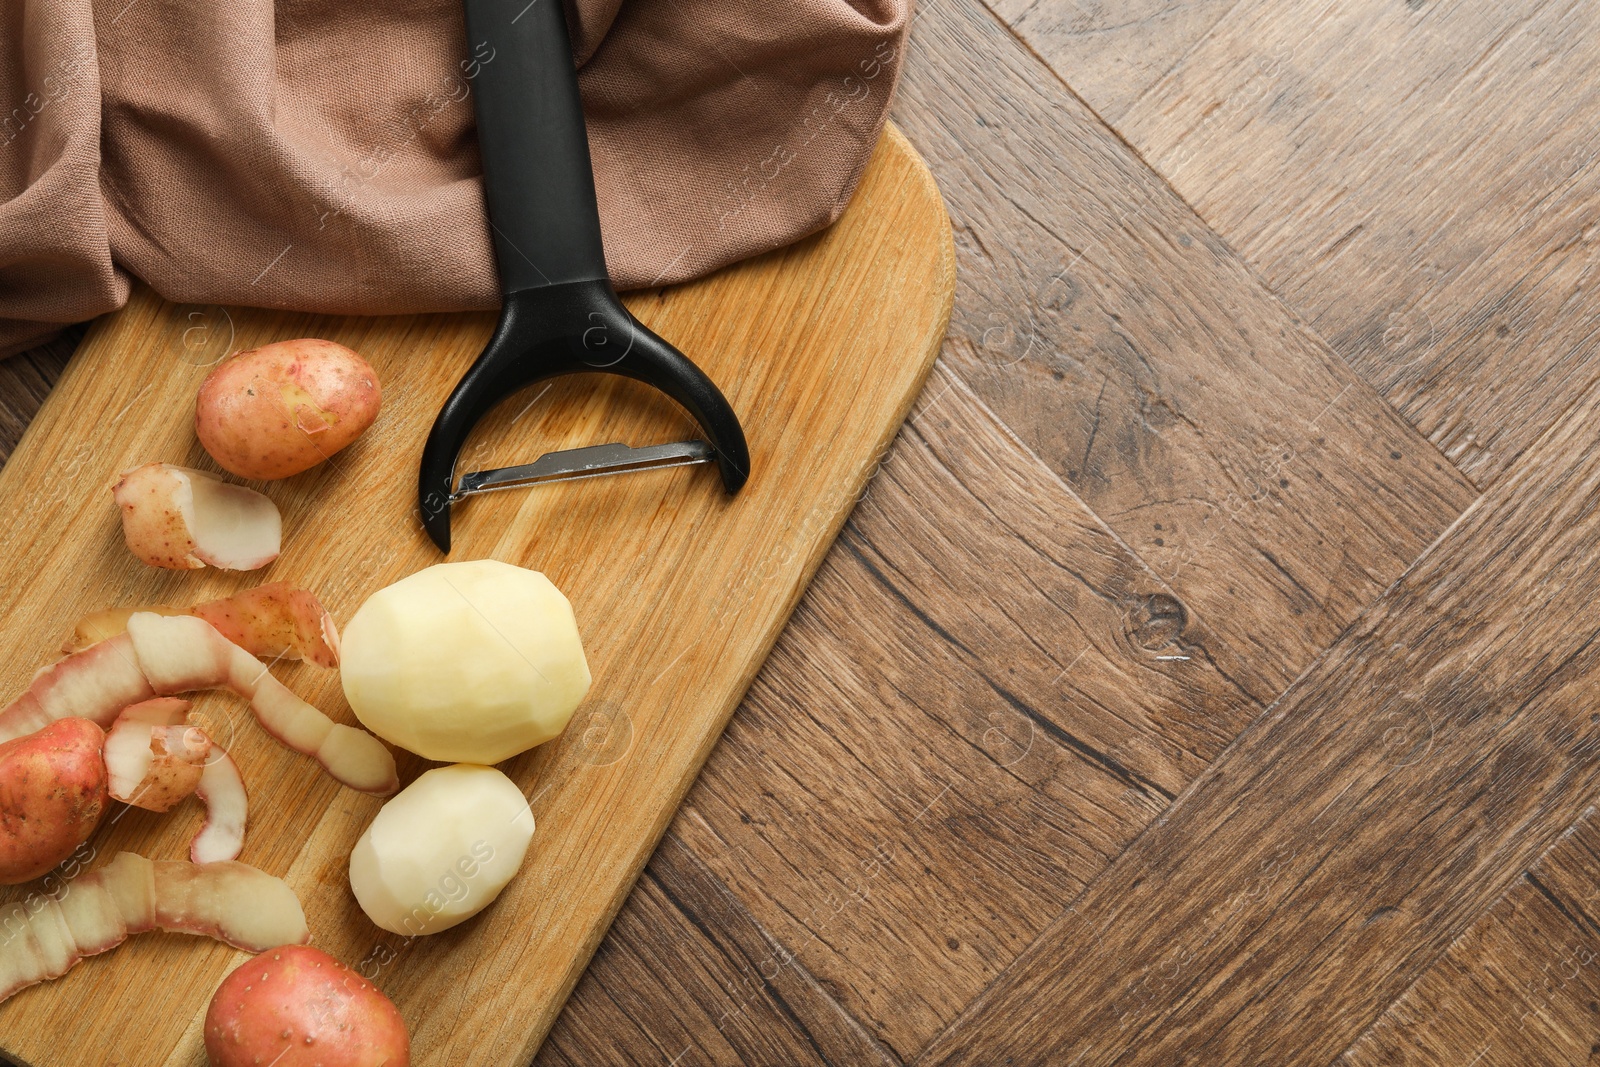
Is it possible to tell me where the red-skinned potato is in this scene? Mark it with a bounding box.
[196,339,381,480]
[0,718,108,884]
[205,945,411,1067]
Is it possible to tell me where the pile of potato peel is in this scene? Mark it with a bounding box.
[0,338,596,1067]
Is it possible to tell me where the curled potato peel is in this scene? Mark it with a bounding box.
[101,699,248,863]
[0,852,309,1006]
[0,614,395,795]
[66,582,340,668]
[111,463,281,571]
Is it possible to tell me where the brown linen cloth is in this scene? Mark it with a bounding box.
[0,0,909,357]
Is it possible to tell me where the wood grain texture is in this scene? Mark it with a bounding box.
[891,0,1477,702]
[982,0,1241,123]
[920,347,1600,1064]
[539,832,897,1067]
[1103,0,1600,485]
[9,2,1591,1060]
[530,4,1490,1057]
[1340,807,1600,1067]
[533,348,1267,1063]
[667,364,1260,1058]
[0,124,953,1067]
[0,327,75,468]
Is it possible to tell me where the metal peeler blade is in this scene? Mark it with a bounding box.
[421,0,750,553]
[417,280,750,553]
[452,440,716,501]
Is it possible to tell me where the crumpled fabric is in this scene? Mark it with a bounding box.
[0,0,909,356]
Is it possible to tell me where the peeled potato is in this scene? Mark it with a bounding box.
[348,764,533,936]
[340,560,591,764]
[195,338,381,480]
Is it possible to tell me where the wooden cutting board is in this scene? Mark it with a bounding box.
[0,124,952,1066]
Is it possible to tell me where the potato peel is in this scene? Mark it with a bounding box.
[66,583,340,668]
[0,852,308,1005]
[111,463,280,571]
[0,615,395,795]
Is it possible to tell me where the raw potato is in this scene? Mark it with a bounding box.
[204,945,411,1067]
[348,764,533,936]
[196,338,382,480]
[0,702,251,864]
[0,718,107,884]
[112,463,281,570]
[340,560,591,764]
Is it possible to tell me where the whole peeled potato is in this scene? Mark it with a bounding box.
[349,764,534,936]
[341,560,591,764]
[0,718,108,884]
[196,339,381,480]
[204,945,410,1067]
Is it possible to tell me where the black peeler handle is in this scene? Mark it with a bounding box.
[423,0,750,552]
[463,0,609,291]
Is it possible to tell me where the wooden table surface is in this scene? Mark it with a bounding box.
[14,0,1600,1063]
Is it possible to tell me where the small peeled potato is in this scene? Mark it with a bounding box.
[348,764,533,936]
[340,560,591,764]
[205,945,410,1067]
[196,338,381,480]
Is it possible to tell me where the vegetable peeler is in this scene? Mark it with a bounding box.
[419,0,750,552]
